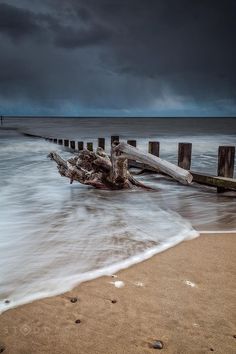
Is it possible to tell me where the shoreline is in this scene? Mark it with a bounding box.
[1,230,236,316]
[0,232,236,353]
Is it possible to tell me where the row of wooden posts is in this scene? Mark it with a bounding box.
[46,136,235,180]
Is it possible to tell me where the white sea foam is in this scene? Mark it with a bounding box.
[0,135,200,314]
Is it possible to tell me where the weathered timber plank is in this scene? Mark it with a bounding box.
[87,142,93,151]
[127,140,137,147]
[98,138,105,150]
[111,136,119,145]
[149,141,160,157]
[191,171,236,190]
[22,132,43,138]
[217,146,235,192]
[128,161,236,190]
[77,141,84,151]
[178,143,192,170]
[70,140,75,150]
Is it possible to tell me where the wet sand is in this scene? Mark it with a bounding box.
[0,233,236,354]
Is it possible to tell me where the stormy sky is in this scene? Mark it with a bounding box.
[0,0,235,116]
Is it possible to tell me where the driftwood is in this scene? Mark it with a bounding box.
[48,144,151,190]
[48,142,192,189]
[116,142,193,185]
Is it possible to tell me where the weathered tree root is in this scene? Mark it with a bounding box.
[48,145,152,190]
[48,142,192,190]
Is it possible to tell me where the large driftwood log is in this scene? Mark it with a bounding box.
[48,142,192,189]
[116,142,193,185]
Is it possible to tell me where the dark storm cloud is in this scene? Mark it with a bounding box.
[0,3,41,39]
[0,2,112,47]
[52,23,112,49]
[77,0,236,96]
[0,0,235,115]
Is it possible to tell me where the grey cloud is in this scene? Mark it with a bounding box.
[0,0,235,115]
[58,0,235,103]
[0,1,112,48]
[52,23,112,49]
[0,2,41,39]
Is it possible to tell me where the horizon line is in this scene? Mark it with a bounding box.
[1,115,236,119]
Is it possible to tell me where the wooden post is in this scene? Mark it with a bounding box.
[111,136,119,145]
[148,141,160,156]
[127,140,137,147]
[64,139,69,147]
[98,138,105,150]
[87,142,93,151]
[58,139,63,145]
[53,138,57,144]
[217,146,235,192]
[78,141,84,151]
[70,140,75,150]
[178,143,192,170]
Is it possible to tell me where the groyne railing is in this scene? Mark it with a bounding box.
[27,133,236,192]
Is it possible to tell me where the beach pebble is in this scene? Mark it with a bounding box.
[110,281,125,288]
[75,319,81,324]
[134,281,144,287]
[70,297,78,303]
[233,335,236,339]
[111,299,117,304]
[210,348,214,352]
[184,280,196,288]
[4,300,10,304]
[0,346,5,353]
[151,340,163,349]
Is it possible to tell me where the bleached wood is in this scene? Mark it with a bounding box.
[115,142,193,185]
[48,146,151,190]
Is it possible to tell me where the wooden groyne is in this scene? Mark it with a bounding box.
[33,134,236,192]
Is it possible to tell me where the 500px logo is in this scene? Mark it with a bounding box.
[2,324,52,336]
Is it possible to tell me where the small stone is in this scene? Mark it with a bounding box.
[0,346,5,353]
[233,335,236,339]
[4,300,10,304]
[210,349,214,352]
[151,340,163,350]
[70,297,78,303]
[75,319,81,324]
[111,299,117,304]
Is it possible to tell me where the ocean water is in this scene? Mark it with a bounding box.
[0,117,235,314]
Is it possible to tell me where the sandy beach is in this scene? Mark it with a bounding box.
[0,232,236,354]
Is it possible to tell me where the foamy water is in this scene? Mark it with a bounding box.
[0,118,235,313]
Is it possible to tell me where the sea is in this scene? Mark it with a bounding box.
[0,117,235,313]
